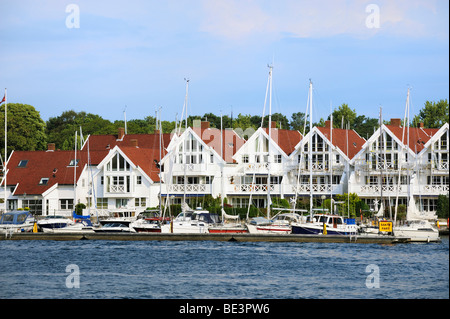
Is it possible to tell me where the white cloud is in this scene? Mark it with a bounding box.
[198,0,446,41]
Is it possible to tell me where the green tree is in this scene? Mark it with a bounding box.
[334,193,361,217]
[436,194,449,218]
[413,99,449,128]
[46,110,115,150]
[290,112,308,132]
[332,103,357,129]
[0,103,47,155]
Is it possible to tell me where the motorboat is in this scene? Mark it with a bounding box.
[37,215,74,231]
[94,222,135,233]
[291,214,358,235]
[208,209,248,233]
[0,210,36,234]
[246,212,304,234]
[161,209,219,234]
[41,219,95,233]
[393,219,440,242]
[130,210,170,233]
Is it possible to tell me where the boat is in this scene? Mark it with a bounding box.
[0,210,36,234]
[208,209,248,233]
[393,219,440,242]
[291,214,358,235]
[161,208,219,233]
[42,219,95,233]
[94,221,135,233]
[130,211,170,233]
[246,211,305,234]
[37,215,74,231]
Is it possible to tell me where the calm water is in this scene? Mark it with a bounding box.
[0,237,448,299]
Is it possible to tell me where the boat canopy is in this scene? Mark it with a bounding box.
[0,211,33,225]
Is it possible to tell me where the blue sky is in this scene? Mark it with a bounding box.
[0,0,448,126]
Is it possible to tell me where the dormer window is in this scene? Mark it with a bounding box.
[68,159,79,167]
[39,178,49,185]
[18,160,28,167]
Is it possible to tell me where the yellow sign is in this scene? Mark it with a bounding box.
[379,221,392,232]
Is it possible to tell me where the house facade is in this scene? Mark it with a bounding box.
[1,120,448,218]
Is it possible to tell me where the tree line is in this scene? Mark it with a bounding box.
[0,99,448,155]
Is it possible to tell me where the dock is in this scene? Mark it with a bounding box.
[1,232,412,244]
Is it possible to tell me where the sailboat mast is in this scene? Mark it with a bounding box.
[74,130,77,213]
[309,80,313,215]
[4,88,7,213]
[183,79,189,208]
[267,65,273,219]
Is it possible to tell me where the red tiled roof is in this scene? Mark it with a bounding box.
[84,133,171,152]
[6,150,87,195]
[385,125,439,153]
[262,128,303,156]
[317,127,365,160]
[192,127,246,163]
[119,146,164,182]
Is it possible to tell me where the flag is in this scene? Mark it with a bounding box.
[0,95,5,104]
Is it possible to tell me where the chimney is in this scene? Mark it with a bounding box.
[325,120,331,128]
[154,129,160,135]
[47,143,55,152]
[118,127,125,140]
[390,118,401,127]
[201,121,210,130]
[418,122,424,128]
[130,139,138,148]
[270,121,276,128]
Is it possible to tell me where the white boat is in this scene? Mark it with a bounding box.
[208,209,248,233]
[94,222,135,233]
[246,212,304,234]
[161,209,219,234]
[291,214,358,235]
[393,219,440,242]
[0,210,36,234]
[37,215,74,231]
[41,219,95,233]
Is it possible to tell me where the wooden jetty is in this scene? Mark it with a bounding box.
[1,232,412,244]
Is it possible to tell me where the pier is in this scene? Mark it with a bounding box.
[1,232,412,244]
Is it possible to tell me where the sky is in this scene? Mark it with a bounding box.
[0,0,448,127]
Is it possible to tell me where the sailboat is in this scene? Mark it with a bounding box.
[391,88,440,242]
[243,65,294,234]
[291,81,357,236]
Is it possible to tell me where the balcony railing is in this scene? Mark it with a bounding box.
[167,184,210,193]
[231,184,277,193]
[108,185,127,193]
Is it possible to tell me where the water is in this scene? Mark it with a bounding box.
[0,237,448,299]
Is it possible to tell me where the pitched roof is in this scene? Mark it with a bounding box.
[317,126,365,160]
[192,125,246,163]
[6,150,86,195]
[262,128,303,156]
[84,131,171,152]
[119,146,164,182]
[385,125,440,154]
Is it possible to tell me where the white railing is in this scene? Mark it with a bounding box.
[167,184,209,193]
[291,184,332,193]
[358,185,404,194]
[232,184,276,193]
[422,185,449,194]
[109,185,126,193]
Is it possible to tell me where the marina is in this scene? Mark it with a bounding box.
[0,230,430,244]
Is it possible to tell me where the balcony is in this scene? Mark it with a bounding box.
[166,184,212,194]
[108,185,127,194]
[229,183,280,194]
[290,184,341,195]
[357,184,405,196]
